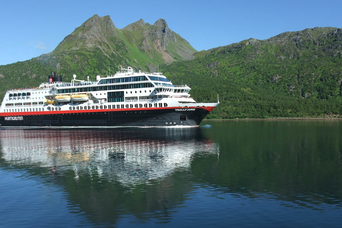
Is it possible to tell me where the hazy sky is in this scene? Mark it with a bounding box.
[0,0,341,65]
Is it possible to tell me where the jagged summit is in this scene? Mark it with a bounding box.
[53,15,195,69]
[55,14,118,52]
[123,19,147,31]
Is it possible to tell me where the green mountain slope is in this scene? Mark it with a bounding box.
[161,27,342,118]
[0,16,341,118]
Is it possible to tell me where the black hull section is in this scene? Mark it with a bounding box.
[0,108,210,127]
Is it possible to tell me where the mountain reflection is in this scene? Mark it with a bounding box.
[0,128,219,225]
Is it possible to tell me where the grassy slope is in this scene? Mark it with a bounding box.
[161,27,342,119]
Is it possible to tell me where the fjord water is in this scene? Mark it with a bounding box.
[0,121,342,227]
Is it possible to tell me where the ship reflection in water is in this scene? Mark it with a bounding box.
[0,128,219,186]
[1,121,342,227]
[0,128,220,226]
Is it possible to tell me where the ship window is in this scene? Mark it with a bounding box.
[130,104,133,108]
[69,107,72,110]
[9,94,13,97]
[144,104,147,108]
[180,115,186,121]
[135,104,138,108]
[13,93,17,97]
[22,93,26,96]
[159,103,162,107]
[88,106,91,110]
[164,103,168,107]
[154,103,157,107]
[149,104,152,108]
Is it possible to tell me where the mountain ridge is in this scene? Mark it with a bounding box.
[161,26,342,118]
[0,15,341,118]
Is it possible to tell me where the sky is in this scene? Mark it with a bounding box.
[0,0,341,66]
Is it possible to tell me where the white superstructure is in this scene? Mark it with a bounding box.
[0,66,214,114]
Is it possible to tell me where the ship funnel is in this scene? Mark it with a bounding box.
[48,72,63,83]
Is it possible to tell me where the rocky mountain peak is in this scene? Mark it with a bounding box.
[51,15,195,72]
[152,19,174,41]
[83,14,116,32]
[55,14,117,51]
[123,19,147,31]
[142,18,176,52]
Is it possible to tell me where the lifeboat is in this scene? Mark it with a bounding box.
[45,99,55,104]
[71,94,88,102]
[55,95,71,103]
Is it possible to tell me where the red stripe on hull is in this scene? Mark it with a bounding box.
[0,106,217,117]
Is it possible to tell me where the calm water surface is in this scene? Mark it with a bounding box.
[0,120,342,227]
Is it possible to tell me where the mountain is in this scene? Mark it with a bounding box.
[0,15,342,118]
[161,27,342,118]
[0,14,196,99]
[52,15,195,72]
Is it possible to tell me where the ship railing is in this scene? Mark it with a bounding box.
[125,98,162,103]
[172,85,189,88]
[39,81,98,88]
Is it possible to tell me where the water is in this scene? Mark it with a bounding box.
[0,120,342,227]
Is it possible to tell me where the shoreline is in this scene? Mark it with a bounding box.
[203,117,342,121]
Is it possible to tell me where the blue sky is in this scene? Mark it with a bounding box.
[0,0,341,66]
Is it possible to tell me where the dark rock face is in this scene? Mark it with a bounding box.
[55,15,195,67]
[148,19,176,51]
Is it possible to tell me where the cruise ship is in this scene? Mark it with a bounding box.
[0,67,219,128]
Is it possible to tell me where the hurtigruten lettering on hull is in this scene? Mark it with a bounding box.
[0,66,219,128]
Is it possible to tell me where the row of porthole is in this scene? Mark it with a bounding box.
[8,97,45,101]
[67,103,168,111]
[4,108,44,112]
[126,90,152,94]
[4,103,170,113]
[49,107,62,111]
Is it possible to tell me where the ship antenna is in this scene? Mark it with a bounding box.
[217,93,220,103]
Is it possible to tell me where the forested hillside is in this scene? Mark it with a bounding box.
[0,14,341,119]
[162,27,342,118]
